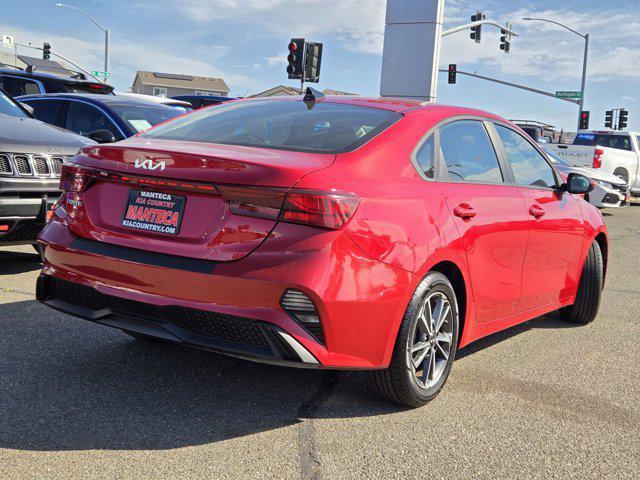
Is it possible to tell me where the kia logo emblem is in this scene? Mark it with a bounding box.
[134,158,166,171]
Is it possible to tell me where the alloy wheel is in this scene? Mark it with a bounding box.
[407,291,454,390]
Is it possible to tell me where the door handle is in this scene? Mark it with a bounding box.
[453,203,477,220]
[529,204,546,219]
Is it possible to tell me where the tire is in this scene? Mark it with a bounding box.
[560,241,603,324]
[613,168,629,186]
[373,272,459,407]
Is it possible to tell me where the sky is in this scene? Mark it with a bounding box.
[0,0,638,132]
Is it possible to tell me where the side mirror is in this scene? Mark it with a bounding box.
[19,102,34,116]
[87,129,117,144]
[564,173,594,194]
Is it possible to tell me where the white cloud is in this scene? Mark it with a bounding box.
[0,22,261,95]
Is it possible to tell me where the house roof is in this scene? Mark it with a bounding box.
[250,85,302,97]
[321,89,357,96]
[133,71,229,92]
[250,85,359,98]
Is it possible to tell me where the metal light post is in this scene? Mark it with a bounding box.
[53,3,110,80]
[523,17,589,131]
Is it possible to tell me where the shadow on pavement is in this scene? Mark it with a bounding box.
[0,299,400,452]
[0,250,41,276]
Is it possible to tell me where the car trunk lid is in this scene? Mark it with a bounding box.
[64,139,335,261]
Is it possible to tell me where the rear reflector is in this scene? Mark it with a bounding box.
[593,148,604,169]
[0,224,9,232]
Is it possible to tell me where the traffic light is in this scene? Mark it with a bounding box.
[580,111,590,130]
[304,42,323,83]
[286,38,305,80]
[500,24,512,53]
[448,64,457,84]
[43,42,51,61]
[605,110,614,129]
[470,12,484,43]
[619,109,629,130]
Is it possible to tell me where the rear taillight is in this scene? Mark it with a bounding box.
[59,164,93,192]
[593,148,604,169]
[216,185,286,220]
[218,186,359,230]
[281,189,359,230]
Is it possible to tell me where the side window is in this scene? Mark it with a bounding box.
[0,76,41,96]
[65,101,122,139]
[415,135,435,178]
[27,100,66,128]
[495,125,557,188]
[439,120,503,183]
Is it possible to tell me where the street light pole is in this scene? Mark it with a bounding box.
[53,3,110,81]
[523,17,589,131]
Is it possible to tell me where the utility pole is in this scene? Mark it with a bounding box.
[523,18,589,131]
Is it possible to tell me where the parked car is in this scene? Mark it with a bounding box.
[543,147,630,208]
[545,131,640,198]
[171,94,234,109]
[116,92,194,112]
[0,65,113,97]
[512,120,559,143]
[18,93,187,143]
[36,94,607,407]
[0,87,94,248]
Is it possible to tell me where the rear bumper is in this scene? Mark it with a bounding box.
[38,216,414,369]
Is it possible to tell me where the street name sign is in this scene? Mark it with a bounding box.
[556,91,582,99]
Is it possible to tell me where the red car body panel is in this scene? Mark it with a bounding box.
[36,97,608,369]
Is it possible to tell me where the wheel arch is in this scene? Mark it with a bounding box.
[429,260,468,348]
[594,231,609,284]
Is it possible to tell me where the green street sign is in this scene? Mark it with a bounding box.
[556,91,582,99]
[92,70,110,78]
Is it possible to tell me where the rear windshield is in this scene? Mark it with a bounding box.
[110,104,185,133]
[574,133,632,151]
[140,100,402,153]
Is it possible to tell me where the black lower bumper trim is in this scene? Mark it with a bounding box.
[37,275,320,368]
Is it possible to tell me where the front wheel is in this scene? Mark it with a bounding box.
[560,241,603,324]
[373,272,459,407]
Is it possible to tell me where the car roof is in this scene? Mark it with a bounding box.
[17,92,179,109]
[0,67,111,85]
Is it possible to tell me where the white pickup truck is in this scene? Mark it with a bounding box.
[546,131,640,197]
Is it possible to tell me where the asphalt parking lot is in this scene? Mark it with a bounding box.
[1,206,639,480]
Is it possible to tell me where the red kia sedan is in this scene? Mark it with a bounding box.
[36,93,607,407]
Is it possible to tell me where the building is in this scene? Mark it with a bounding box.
[250,85,357,98]
[131,71,229,98]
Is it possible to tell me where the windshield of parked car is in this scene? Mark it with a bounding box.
[110,103,185,133]
[140,100,402,153]
[0,89,28,118]
[574,133,632,151]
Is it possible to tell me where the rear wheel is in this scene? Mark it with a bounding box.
[560,241,603,324]
[373,272,459,407]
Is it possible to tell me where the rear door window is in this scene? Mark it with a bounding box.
[65,101,123,139]
[496,125,557,188]
[415,136,435,179]
[0,75,42,96]
[439,120,503,183]
[25,99,66,127]
[574,133,632,151]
